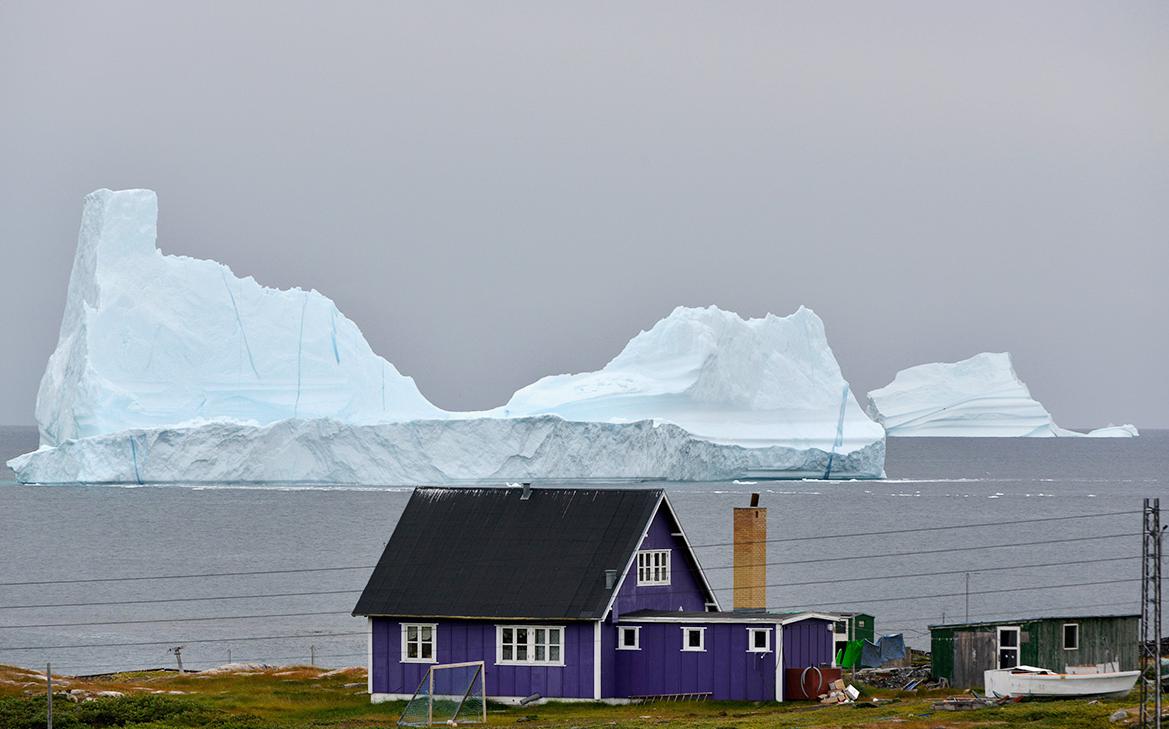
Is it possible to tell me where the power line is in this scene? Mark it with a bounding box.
[0,510,1136,588]
[0,610,354,630]
[765,576,1139,611]
[878,598,1140,627]
[0,554,1135,632]
[723,532,1133,569]
[759,555,1136,589]
[0,630,368,652]
[0,536,1136,612]
[0,565,373,587]
[689,509,1139,548]
[0,588,363,611]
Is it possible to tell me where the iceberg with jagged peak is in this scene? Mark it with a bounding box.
[8,188,885,484]
[866,352,1137,438]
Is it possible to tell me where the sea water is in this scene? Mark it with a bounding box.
[1,425,1165,674]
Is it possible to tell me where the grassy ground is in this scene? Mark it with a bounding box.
[0,663,1147,728]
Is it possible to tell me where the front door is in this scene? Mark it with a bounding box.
[997,626,1020,669]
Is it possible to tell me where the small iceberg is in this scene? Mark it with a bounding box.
[866,352,1137,438]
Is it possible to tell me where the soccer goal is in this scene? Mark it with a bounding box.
[398,661,487,726]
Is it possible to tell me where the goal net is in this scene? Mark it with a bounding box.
[398,661,487,726]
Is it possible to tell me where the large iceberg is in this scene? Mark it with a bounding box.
[866,352,1137,438]
[9,189,884,483]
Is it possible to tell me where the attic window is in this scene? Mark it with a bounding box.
[637,549,671,586]
[401,623,436,663]
[1063,623,1079,650]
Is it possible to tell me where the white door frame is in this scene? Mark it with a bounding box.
[997,626,1021,669]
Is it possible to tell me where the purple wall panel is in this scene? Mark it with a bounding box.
[781,619,834,671]
[611,508,709,618]
[612,622,775,700]
[371,618,595,699]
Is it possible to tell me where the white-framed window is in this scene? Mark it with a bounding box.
[681,626,706,652]
[496,625,565,666]
[401,623,437,663]
[1062,623,1079,650]
[997,626,1020,669]
[617,626,641,651]
[637,549,671,586]
[747,627,771,653]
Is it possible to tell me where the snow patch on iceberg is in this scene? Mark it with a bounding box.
[866,352,1137,438]
[10,188,886,483]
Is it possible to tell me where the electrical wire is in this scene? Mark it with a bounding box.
[0,565,373,587]
[0,610,355,630]
[0,630,369,652]
[688,509,1139,548]
[0,509,1137,587]
[0,589,363,611]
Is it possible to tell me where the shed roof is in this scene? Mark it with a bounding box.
[929,613,1139,630]
[353,486,673,620]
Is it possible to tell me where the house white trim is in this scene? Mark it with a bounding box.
[775,620,784,702]
[636,549,672,586]
[997,626,1021,668]
[681,626,706,652]
[600,493,722,622]
[657,494,722,611]
[592,621,602,700]
[400,622,438,664]
[617,625,641,650]
[366,617,373,695]
[618,611,843,625]
[747,626,772,653]
[496,624,567,667]
[1062,622,1080,650]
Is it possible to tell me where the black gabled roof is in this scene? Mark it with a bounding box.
[353,486,664,620]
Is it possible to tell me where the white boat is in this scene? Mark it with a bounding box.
[984,665,1140,699]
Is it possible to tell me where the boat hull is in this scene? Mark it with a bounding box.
[984,668,1140,699]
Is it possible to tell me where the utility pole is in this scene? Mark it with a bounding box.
[169,646,185,674]
[46,662,52,729]
[310,644,316,667]
[965,573,970,623]
[1140,498,1163,728]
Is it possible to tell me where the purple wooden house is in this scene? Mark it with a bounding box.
[354,485,838,703]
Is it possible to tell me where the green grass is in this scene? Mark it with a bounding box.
[0,664,1141,728]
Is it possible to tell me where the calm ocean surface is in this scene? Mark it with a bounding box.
[1,425,1165,674]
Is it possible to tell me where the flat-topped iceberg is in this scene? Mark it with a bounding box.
[866,352,1137,438]
[9,189,884,483]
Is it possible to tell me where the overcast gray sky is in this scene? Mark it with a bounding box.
[1,1,1166,428]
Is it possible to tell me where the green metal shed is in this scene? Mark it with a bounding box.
[929,613,1139,689]
[831,612,877,659]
